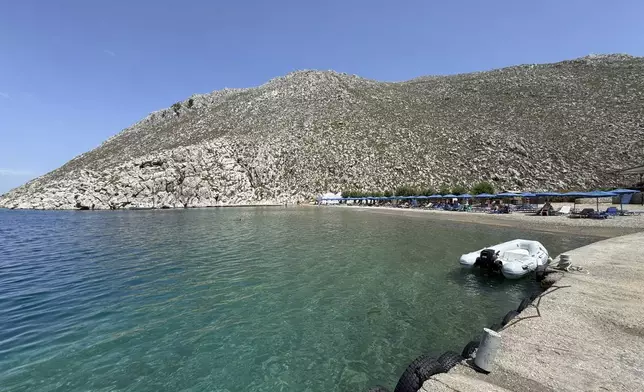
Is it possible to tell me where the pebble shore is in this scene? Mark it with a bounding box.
[326,202,644,238]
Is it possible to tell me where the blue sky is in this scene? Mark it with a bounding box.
[1,0,643,193]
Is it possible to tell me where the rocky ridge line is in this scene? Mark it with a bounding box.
[1,54,643,209]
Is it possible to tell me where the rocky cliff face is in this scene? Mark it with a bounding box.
[2,54,644,209]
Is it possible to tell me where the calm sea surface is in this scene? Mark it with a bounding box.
[0,207,600,391]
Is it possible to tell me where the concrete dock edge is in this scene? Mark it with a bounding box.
[419,232,644,392]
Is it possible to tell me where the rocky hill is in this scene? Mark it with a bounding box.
[2,54,643,209]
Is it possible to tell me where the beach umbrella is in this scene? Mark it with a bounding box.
[428,194,443,199]
[496,192,518,198]
[495,193,518,208]
[443,194,457,199]
[562,191,588,197]
[584,190,618,212]
[611,188,639,194]
[473,194,495,209]
[458,194,473,205]
[534,192,561,211]
[520,192,536,205]
[535,192,561,197]
[535,191,561,202]
[610,189,639,211]
[562,191,588,210]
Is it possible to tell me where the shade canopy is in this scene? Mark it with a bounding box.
[521,192,537,197]
[610,188,639,194]
[610,189,639,211]
[458,193,473,199]
[443,194,458,198]
[584,190,618,212]
[584,190,617,198]
[474,193,495,198]
[496,192,519,198]
[562,191,588,198]
[428,194,443,199]
[536,192,562,197]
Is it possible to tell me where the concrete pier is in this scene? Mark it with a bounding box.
[420,232,644,392]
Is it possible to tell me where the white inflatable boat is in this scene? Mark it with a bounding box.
[459,239,549,279]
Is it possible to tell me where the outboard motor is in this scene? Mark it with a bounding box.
[475,249,502,272]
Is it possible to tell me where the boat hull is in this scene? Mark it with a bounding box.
[459,239,548,279]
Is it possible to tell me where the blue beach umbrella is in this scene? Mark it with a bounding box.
[562,191,588,197]
[611,188,638,194]
[584,190,618,212]
[474,193,495,199]
[520,192,537,206]
[458,194,473,206]
[496,192,518,198]
[443,194,458,199]
[585,191,617,197]
[534,191,561,211]
[611,189,639,211]
[536,192,561,198]
[428,194,443,199]
[562,191,588,210]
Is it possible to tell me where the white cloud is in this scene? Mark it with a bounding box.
[0,168,34,176]
[103,49,116,57]
[0,92,8,99]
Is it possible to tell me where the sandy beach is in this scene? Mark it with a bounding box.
[317,202,644,238]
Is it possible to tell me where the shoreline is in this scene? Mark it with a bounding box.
[0,204,287,212]
[316,204,644,238]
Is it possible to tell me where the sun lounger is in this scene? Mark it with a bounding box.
[536,205,556,216]
[556,206,571,215]
[489,205,511,214]
[515,203,537,212]
[570,208,595,219]
[605,207,619,217]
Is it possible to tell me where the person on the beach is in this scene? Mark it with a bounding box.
[541,201,553,216]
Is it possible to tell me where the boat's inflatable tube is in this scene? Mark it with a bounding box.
[459,239,548,279]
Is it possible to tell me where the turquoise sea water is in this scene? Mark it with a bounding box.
[0,207,600,391]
